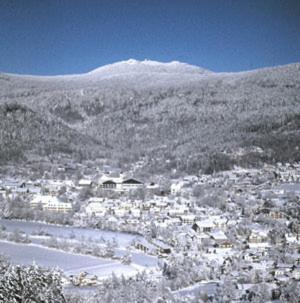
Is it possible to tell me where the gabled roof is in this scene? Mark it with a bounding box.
[1,180,25,188]
[210,230,228,240]
[135,238,157,250]
[102,180,117,185]
[122,178,143,184]
[152,239,172,250]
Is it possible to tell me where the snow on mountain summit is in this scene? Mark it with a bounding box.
[86,59,212,76]
[0,59,211,81]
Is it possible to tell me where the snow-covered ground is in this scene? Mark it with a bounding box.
[173,281,219,299]
[0,219,137,248]
[0,240,145,278]
[277,182,300,193]
[0,219,159,277]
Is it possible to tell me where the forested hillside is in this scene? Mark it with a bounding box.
[0,60,299,173]
[0,103,100,164]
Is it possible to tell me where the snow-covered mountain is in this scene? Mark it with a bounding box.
[0,60,300,172]
[86,59,211,76]
[0,59,212,90]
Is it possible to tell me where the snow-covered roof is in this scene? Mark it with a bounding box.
[152,239,172,250]
[99,176,124,184]
[180,214,196,220]
[135,238,157,250]
[194,218,216,228]
[210,230,228,241]
[78,179,93,185]
[88,197,104,203]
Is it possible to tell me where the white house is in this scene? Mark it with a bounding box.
[192,219,216,233]
[42,180,65,195]
[168,205,189,217]
[180,214,196,224]
[134,238,171,255]
[86,202,106,216]
[0,179,25,191]
[292,267,300,280]
[170,182,183,195]
[30,194,53,208]
[211,216,229,230]
[130,208,141,218]
[248,229,269,244]
[114,208,128,217]
[78,179,93,187]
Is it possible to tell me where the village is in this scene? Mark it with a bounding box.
[0,161,300,301]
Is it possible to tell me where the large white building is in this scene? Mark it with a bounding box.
[30,195,72,212]
[121,178,144,191]
[98,177,143,192]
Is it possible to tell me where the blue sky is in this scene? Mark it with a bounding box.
[0,0,300,75]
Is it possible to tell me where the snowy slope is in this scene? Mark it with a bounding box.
[86,59,212,76]
[0,60,300,171]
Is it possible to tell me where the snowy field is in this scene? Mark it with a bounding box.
[0,219,159,277]
[0,219,137,248]
[0,240,140,278]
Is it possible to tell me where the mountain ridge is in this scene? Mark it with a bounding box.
[1,60,299,79]
[0,60,300,173]
[0,59,212,79]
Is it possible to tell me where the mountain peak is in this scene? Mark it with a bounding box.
[86,59,211,76]
[125,58,140,64]
[118,59,184,66]
[122,59,183,66]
